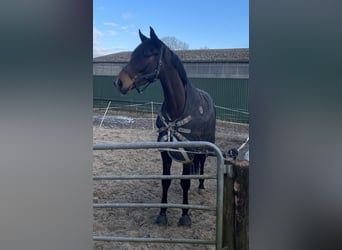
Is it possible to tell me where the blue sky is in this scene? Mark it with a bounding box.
[93,0,249,57]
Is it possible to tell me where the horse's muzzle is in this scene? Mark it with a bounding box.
[114,78,130,95]
[114,78,122,89]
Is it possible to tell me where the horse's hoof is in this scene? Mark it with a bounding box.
[178,215,191,226]
[197,188,205,195]
[155,214,168,225]
[198,182,205,194]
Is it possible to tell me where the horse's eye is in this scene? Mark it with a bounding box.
[144,48,159,57]
[143,50,153,57]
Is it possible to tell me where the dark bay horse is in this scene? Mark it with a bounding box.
[114,27,216,226]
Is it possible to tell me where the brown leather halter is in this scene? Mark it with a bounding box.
[122,46,164,94]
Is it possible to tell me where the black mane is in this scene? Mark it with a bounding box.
[168,49,188,86]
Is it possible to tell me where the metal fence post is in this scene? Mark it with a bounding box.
[151,101,154,131]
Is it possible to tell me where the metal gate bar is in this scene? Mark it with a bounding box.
[93,236,216,245]
[93,141,224,249]
[94,202,215,210]
[94,174,216,180]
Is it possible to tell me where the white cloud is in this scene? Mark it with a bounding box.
[120,24,135,31]
[93,26,106,58]
[108,30,118,36]
[104,22,118,27]
[92,25,132,58]
[93,40,100,47]
[122,13,132,19]
[93,27,104,40]
[93,46,128,58]
[93,47,108,58]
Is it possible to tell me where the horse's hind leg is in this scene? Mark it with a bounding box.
[178,162,192,226]
[194,154,206,190]
[155,151,172,225]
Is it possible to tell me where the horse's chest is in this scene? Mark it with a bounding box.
[156,101,212,162]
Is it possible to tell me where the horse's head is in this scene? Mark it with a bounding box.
[114,27,164,94]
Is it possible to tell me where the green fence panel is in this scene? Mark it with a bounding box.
[93,76,249,123]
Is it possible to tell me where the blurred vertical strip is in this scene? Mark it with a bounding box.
[250,0,342,250]
[0,1,93,250]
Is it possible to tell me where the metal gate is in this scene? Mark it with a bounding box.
[93,141,226,249]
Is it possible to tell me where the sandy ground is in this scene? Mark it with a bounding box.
[93,113,248,250]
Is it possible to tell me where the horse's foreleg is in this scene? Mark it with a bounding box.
[198,154,206,190]
[155,151,172,225]
[178,163,192,226]
[194,154,206,190]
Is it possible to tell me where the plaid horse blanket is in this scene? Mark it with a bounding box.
[156,82,216,162]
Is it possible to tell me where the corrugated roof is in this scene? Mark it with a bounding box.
[93,48,249,63]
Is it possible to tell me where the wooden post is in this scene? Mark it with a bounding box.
[222,162,236,250]
[222,159,249,250]
[233,160,249,250]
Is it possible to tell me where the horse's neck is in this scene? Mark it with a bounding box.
[159,69,186,121]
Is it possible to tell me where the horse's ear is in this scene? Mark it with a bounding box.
[139,29,148,42]
[149,27,160,42]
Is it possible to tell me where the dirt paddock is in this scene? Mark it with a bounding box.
[93,112,249,250]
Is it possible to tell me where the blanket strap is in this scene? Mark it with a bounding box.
[158,113,192,142]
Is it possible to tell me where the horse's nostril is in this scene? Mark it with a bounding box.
[115,79,123,88]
